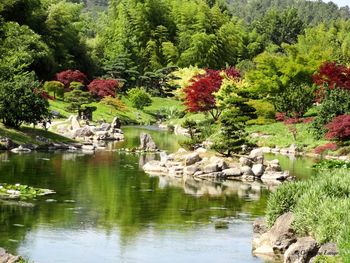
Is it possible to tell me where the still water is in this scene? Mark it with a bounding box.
[0,127,315,263]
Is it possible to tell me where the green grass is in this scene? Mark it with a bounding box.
[266,169,350,262]
[0,123,73,145]
[246,122,329,150]
[49,96,187,125]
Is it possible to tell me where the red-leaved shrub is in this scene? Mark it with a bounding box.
[325,114,350,141]
[56,70,89,89]
[88,79,118,98]
[314,143,338,154]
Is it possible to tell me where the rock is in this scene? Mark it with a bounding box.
[209,156,228,170]
[289,144,298,154]
[261,171,290,182]
[111,117,122,129]
[168,166,184,177]
[261,147,272,153]
[195,147,207,154]
[70,116,81,130]
[139,133,158,151]
[99,123,111,131]
[266,159,282,172]
[81,144,95,151]
[317,242,338,256]
[250,148,264,159]
[240,165,254,176]
[0,247,21,263]
[184,164,199,175]
[284,237,318,263]
[203,163,220,173]
[177,148,187,154]
[253,218,268,236]
[252,164,265,177]
[184,152,201,166]
[10,146,31,153]
[160,152,168,163]
[21,143,38,150]
[253,212,296,256]
[239,157,253,167]
[174,124,190,137]
[73,126,94,138]
[222,168,241,177]
[271,147,280,154]
[0,137,18,150]
[143,161,165,173]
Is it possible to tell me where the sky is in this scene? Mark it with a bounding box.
[327,0,349,7]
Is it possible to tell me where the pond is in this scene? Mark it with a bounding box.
[0,127,316,263]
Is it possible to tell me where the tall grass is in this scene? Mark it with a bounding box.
[266,169,350,261]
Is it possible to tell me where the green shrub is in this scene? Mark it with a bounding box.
[313,160,350,170]
[248,99,276,120]
[312,255,342,263]
[127,87,152,110]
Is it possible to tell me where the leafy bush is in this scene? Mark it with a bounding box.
[100,96,127,112]
[127,87,152,110]
[88,79,118,99]
[158,106,185,120]
[311,88,350,138]
[273,82,315,118]
[247,99,275,120]
[325,115,350,141]
[314,143,337,155]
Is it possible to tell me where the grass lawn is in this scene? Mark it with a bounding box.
[246,122,329,151]
[49,96,187,125]
[0,123,73,144]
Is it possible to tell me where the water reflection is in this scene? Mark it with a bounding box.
[0,127,295,262]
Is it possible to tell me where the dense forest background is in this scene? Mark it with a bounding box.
[1,0,349,81]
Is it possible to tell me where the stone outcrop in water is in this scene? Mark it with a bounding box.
[143,148,294,185]
[252,213,339,263]
[58,116,124,143]
[0,248,21,263]
[139,133,158,152]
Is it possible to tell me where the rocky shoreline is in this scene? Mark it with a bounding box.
[143,147,295,185]
[0,116,125,154]
[0,248,21,263]
[252,213,339,262]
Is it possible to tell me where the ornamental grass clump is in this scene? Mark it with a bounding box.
[266,169,350,261]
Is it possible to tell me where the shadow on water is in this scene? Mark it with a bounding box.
[0,126,317,263]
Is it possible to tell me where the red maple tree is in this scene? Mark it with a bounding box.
[88,79,119,98]
[325,114,350,141]
[56,70,89,89]
[183,68,239,120]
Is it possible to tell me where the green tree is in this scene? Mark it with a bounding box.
[0,72,50,128]
[65,83,92,112]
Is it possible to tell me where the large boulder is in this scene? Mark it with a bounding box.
[203,163,220,173]
[284,237,318,263]
[253,212,297,257]
[99,123,111,131]
[239,157,253,167]
[250,148,264,159]
[73,126,94,138]
[261,171,290,183]
[139,133,158,151]
[184,164,199,175]
[222,168,241,178]
[209,156,228,170]
[143,161,167,174]
[184,152,201,166]
[252,164,265,177]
